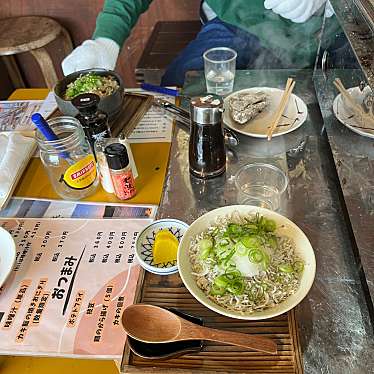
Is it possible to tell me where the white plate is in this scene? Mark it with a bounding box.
[333,87,374,139]
[178,205,316,320]
[223,87,308,138]
[0,227,16,288]
[136,219,189,275]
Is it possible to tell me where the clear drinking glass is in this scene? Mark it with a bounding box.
[203,47,237,96]
[234,163,288,211]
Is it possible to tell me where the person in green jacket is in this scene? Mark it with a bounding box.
[62,0,336,85]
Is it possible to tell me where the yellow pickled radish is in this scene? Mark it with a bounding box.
[152,229,179,265]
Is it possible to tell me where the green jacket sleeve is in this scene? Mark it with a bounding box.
[93,0,153,48]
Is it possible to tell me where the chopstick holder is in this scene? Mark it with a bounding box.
[267,78,295,141]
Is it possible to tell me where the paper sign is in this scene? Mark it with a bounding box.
[0,218,151,359]
[126,88,174,143]
[0,198,157,220]
[0,93,57,132]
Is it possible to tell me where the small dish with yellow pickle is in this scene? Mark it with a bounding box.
[136,219,189,275]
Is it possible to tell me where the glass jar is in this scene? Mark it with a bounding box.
[35,116,98,200]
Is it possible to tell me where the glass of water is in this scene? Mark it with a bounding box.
[234,163,288,211]
[203,47,237,96]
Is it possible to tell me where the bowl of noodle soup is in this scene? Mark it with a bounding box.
[177,205,316,320]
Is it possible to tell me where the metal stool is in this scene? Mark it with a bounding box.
[0,16,73,89]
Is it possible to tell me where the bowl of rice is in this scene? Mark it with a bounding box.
[177,205,316,320]
[54,68,124,120]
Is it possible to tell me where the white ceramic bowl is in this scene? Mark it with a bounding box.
[177,205,316,320]
[136,219,189,275]
[0,227,16,288]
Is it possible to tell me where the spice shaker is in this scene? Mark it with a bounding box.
[189,94,226,178]
[72,93,111,152]
[104,143,136,200]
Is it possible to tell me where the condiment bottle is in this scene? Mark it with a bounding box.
[189,94,226,178]
[72,93,111,152]
[104,143,136,200]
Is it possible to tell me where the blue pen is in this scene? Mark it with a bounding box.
[31,113,73,163]
[140,83,181,97]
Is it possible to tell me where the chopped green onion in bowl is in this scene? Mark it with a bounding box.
[189,212,304,314]
[64,73,119,100]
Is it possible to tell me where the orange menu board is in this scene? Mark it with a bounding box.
[0,218,151,358]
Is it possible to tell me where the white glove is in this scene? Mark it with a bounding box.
[62,37,120,76]
[264,0,328,23]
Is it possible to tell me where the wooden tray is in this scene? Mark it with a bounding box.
[120,272,303,374]
[48,92,154,138]
[110,92,153,138]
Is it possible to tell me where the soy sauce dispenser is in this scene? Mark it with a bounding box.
[72,93,111,153]
[189,94,226,178]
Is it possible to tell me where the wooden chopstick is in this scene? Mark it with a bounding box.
[267,78,295,141]
[333,78,374,128]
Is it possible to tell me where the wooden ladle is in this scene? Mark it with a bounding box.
[122,304,277,355]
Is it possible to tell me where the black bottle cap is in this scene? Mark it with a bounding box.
[72,93,100,113]
[104,143,129,170]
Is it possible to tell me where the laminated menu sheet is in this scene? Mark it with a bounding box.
[0,197,157,220]
[126,88,175,143]
[0,92,57,132]
[0,217,152,359]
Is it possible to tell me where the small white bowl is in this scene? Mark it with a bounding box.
[136,219,189,275]
[0,227,16,288]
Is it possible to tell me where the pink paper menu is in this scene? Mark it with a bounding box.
[0,217,152,359]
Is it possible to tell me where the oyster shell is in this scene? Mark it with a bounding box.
[229,92,268,125]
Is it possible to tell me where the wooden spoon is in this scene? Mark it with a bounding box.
[122,304,277,355]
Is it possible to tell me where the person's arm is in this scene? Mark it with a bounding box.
[93,0,153,48]
[62,0,153,75]
[205,0,328,67]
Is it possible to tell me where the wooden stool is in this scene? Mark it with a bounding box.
[135,20,201,85]
[0,16,73,89]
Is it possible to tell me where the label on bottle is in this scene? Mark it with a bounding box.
[63,154,97,190]
[111,170,136,200]
[92,129,110,142]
